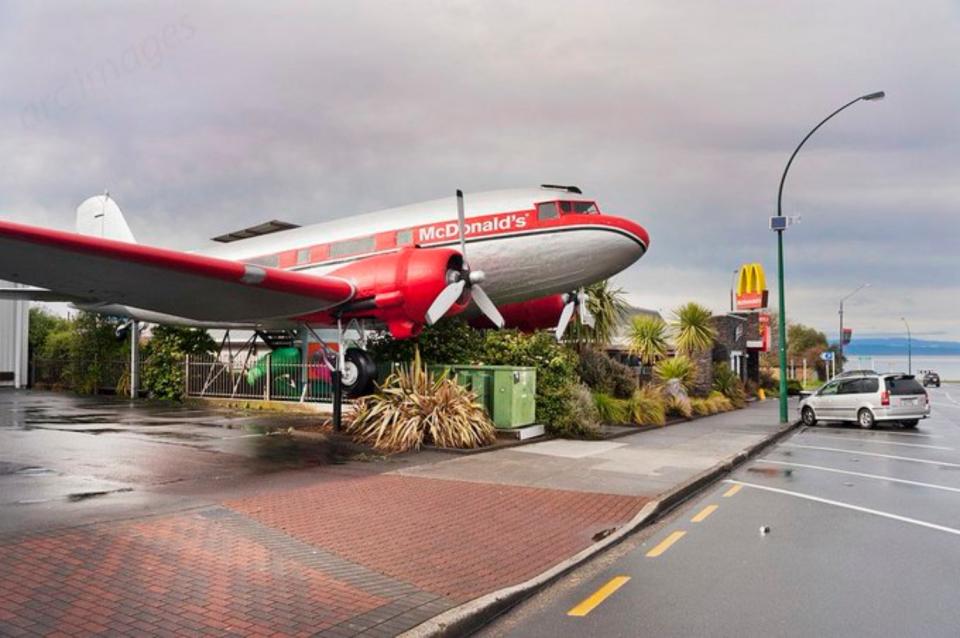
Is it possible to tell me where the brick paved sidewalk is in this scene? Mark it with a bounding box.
[0,473,646,637]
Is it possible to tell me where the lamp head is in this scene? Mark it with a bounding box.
[861,91,885,101]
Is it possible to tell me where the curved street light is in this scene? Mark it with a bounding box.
[839,282,870,368]
[773,91,885,423]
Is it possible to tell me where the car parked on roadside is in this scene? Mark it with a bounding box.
[799,373,929,429]
[834,369,877,378]
[923,371,941,388]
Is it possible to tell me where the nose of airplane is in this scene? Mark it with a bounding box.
[602,214,650,261]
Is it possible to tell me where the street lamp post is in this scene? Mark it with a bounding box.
[839,283,870,370]
[901,317,912,374]
[730,268,739,312]
[774,90,885,423]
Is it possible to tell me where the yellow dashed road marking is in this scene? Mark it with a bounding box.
[723,484,743,497]
[645,530,686,558]
[691,504,718,523]
[567,576,631,617]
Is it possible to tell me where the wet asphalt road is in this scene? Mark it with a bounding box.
[0,390,370,534]
[482,386,960,638]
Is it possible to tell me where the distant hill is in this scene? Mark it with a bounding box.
[843,337,960,356]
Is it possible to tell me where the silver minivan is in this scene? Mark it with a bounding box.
[799,373,930,429]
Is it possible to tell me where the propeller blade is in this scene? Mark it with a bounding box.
[425,279,466,325]
[456,189,467,259]
[554,301,576,340]
[471,284,505,328]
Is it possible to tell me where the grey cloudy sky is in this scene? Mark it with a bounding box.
[1,1,957,340]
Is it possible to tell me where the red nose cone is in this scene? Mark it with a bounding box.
[602,214,650,252]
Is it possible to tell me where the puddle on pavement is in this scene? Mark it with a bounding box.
[250,434,354,469]
[747,466,794,478]
[67,488,134,502]
[0,462,56,476]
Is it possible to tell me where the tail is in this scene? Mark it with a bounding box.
[76,192,137,243]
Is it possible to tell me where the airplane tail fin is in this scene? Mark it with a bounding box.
[76,193,137,243]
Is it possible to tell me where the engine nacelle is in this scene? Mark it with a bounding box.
[330,247,466,339]
[471,294,567,332]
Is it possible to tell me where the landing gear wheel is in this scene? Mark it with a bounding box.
[801,407,817,427]
[342,348,377,397]
[900,419,919,428]
[857,408,875,429]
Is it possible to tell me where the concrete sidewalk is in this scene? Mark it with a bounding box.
[0,392,791,637]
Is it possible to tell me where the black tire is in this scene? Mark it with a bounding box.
[857,408,875,429]
[901,419,919,428]
[801,407,817,427]
[342,348,377,397]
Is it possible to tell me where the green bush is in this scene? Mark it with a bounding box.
[366,318,484,366]
[592,392,630,424]
[556,384,602,438]
[141,326,217,400]
[787,379,804,396]
[654,356,696,390]
[629,385,666,426]
[577,348,636,399]
[479,330,579,435]
[712,362,747,408]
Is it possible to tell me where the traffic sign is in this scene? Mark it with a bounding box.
[820,351,834,361]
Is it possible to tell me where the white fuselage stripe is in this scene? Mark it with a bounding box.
[726,480,960,536]
[761,460,960,494]
[781,443,960,467]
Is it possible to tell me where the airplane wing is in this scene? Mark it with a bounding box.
[0,220,355,322]
[0,286,87,302]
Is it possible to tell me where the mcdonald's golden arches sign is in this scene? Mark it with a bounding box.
[735,263,768,310]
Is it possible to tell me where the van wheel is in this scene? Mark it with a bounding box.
[900,419,919,428]
[801,407,817,427]
[857,409,875,429]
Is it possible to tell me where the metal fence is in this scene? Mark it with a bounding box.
[184,354,334,403]
[31,357,132,394]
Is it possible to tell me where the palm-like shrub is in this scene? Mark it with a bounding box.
[629,385,667,426]
[712,362,747,408]
[654,355,696,391]
[593,392,630,424]
[347,356,496,453]
[672,302,717,356]
[580,280,631,347]
[628,315,669,365]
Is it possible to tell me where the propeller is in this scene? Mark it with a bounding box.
[424,190,506,328]
[554,288,594,340]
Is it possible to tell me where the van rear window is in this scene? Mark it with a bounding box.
[886,376,924,395]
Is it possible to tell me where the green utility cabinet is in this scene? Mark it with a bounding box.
[429,364,536,429]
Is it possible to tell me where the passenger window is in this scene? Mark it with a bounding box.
[537,202,559,220]
[838,380,860,394]
[396,229,413,246]
[330,236,375,258]
[247,254,279,268]
[296,248,311,265]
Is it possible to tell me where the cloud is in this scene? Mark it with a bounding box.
[0,0,957,339]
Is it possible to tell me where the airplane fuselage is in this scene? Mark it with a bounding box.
[90,187,649,329]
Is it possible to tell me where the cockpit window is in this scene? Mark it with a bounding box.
[537,202,559,220]
[571,201,598,214]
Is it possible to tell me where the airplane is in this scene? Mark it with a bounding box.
[0,184,650,395]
